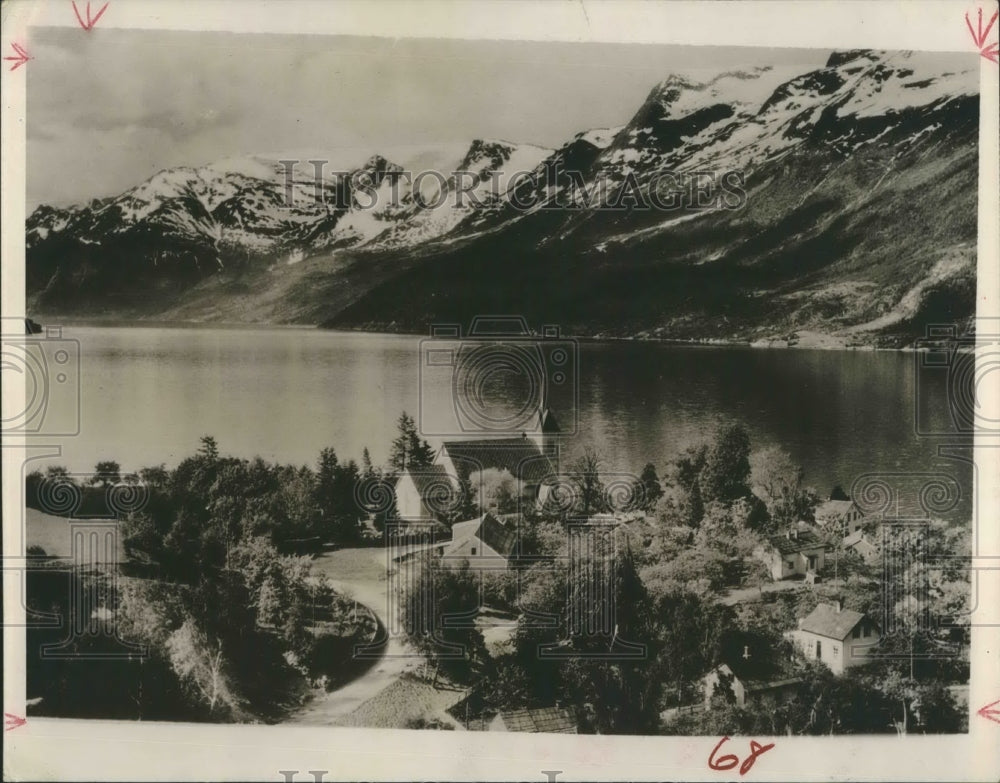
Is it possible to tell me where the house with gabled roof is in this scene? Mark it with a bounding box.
[394,406,561,521]
[843,528,878,562]
[441,511,519,572]
[815,497,867,537]
[702,663,804,709]
[394,464,453,521]
[754,522,828,580]
[784,601,879,674]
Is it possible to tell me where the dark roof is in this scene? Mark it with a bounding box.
[744,676,804,694]
[707,665,804,698]
[766,528,826,555]
[475,512,518,557]
[498,707,576,733]
[442,438,555,484]
[799,603,866,640]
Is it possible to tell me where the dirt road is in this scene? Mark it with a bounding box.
[285,547,422,725]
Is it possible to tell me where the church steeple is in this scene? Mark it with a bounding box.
[528,405,560,461]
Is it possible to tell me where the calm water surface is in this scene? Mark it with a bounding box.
[38,326,971,520]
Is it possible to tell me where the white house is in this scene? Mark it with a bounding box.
[394,464,453,520]
[785,601,879,674]
[843,529,879,562]
[440,511,519,572]
[702,663,803,709]
[754,523,828,580]
[815,498,867,537]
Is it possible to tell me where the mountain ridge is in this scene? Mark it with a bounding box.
[27,49,979,347]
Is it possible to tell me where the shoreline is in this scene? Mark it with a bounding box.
[30,317,938,353]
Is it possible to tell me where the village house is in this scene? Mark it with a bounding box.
[785,601,879,674]
[754,523,828,580]
[702,663,804,709]
[440,511,519,572]
[842,528,879,562]
[394,407,561,521]
[815,497,867,537]
[393,464,453,520]
[488,706,577,734]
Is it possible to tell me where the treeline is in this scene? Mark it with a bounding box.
[26,437,382,555]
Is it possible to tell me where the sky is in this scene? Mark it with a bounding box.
[27,27,830,209]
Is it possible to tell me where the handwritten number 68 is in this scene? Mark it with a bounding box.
[708,736,775,776]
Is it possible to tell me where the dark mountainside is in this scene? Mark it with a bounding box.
[27,50,979,346]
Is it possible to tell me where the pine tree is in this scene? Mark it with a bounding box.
[361,447,375,478]
[388,412,434,472]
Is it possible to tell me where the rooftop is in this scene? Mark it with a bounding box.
[496,706,576,734]
[799,602,866,640]
[398,464,452,495]
[815,499,856,518]
[442,438,555,484]
[843,529,875,548]
[448,511,519,557]
[766,526,826,555]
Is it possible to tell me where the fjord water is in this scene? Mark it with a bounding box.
[40,325,971,521]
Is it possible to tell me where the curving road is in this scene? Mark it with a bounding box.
[285,547,421,725]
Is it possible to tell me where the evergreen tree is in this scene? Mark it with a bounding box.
[699,423,752,505]
[361,447,375,478]
[388,412,435,473]
[569,448,608,517]
[634,463,664,512]
[197,435,220,461]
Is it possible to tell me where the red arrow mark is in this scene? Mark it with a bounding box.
[4,42,32,71]
[4,713,26,731]
[966,7,999,63]
[978,699,1000,724]
[72,0,109,31]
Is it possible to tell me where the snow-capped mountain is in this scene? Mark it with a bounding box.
[27,50,979,345]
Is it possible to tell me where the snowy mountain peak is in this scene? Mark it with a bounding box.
[361,154,404,175]
[825,49,881,69]
[573,127,623,150]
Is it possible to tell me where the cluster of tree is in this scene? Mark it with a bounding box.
[25,436,382,722]
[388,412,435,473]
[673,658,964,736]
[26,437,378,556]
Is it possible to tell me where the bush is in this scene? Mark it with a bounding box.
[481,571,519,612]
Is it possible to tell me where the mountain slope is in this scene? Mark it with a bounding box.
[27,50,979,346]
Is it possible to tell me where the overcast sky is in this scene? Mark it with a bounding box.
[27,28,830,208]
